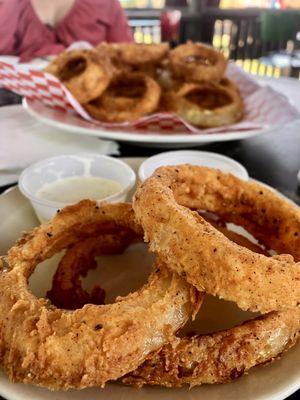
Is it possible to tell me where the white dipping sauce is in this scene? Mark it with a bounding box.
[36,176,122,203]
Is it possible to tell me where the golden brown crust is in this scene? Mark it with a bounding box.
[40,200,300,389]
[84,72,161,123]
[45,49,113,104]
[96,42,133,73]
[169,42,227,83]
[123,201,300,387]
[0,201,197,390]
[45,43,245,127]
[126,171,300,387]
[133,165,300,313]
[118,43,170,66]
[123,309,300,387]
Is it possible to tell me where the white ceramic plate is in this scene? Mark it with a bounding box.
[22,98,268,149]
[0,158,299,400]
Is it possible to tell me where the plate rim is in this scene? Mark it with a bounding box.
[22,98,269,145]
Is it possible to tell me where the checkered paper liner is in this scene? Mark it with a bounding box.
[0,60,299,135]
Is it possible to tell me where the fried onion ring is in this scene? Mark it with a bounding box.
[85,72,161,123]
[124,308,299,387]
[45,49,113,104]
[0,201,197,390]
[124,202,300,387]
[118,43,170,67]
[47,211,268,311]
[133,165,300,313]
[96,42,133,73]
[169,42,227,83]
[47,232,140,310]
[96,43,169,77]
[169,82,243,127]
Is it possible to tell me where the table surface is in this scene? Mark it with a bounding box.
[0,75,299,399]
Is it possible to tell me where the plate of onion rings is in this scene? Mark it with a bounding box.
[0,157,299,400]
[18,42,299,148]
[23,97,269,148]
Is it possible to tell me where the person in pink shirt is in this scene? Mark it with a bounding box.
[0,0,133,62]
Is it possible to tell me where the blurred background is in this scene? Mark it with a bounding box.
[121,0,300,78]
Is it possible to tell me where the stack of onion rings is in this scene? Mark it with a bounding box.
[44,42,244,127]
[44,171,300,388]
[1,164,299,391]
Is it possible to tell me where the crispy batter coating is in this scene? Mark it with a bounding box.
[0,201,197,390]
[85,72,161,123]
[133,165,300,313]
[45,203,300,387]
[45,43,246,127]
[124,199,300,387]
[45,50,113,104]
[48,211,268,312]
[46,205,299,388]
[124,309,299,387]
[169,42,227,83]
[118,43,170,66]
[96,42,133,73]
[96,43,169,77]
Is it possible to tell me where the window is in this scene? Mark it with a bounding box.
[120,0,165,8]
[220,0,287,7]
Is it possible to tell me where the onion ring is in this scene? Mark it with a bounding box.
[124,203,300,387]
[45,49,113,104]
[96,43,169,77]
[96,42,133,73]
[85,72,161,123]
[124,308,299,387]
[47,232,140,310]
[169,82,243,127]
[169,42,227,82]
[133,165,300,313]
[0,201,198,390]
[118,43,170,67]
[51,211,269,311]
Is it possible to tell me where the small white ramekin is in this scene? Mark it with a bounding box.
[138,150,249,182]
[19,154,136,223]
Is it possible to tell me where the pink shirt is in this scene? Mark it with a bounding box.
[0,0,133,61]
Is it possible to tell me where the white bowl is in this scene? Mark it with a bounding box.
[138,150,249,182]
[19,154,136,223]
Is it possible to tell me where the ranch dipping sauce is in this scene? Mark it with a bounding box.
[36,176,123,203]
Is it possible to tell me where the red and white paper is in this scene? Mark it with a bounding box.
[0,59,298,135]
